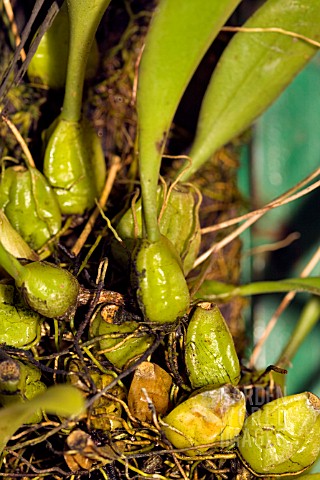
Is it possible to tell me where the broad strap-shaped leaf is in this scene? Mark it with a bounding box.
[195,277,320,301]
[181,0,320,180]
[0,385,84,454]
[137,0,242,241]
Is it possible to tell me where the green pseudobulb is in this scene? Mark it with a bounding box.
[238,392,320,475]
[0,165,61,250]
[90,310,154,369]
[185,303,241,389]
[43,118,106,215]
[0,242,79,319]
[133,235,190,323]
[163,384,246,454]
[16,261,80,318]
[0,284,42,348]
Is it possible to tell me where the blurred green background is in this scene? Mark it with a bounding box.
[239,52,320,472]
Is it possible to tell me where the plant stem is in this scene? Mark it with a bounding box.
[61,0,111,122]
[195,278,320,300]
[276,297,320,368]
[0,242,25,283]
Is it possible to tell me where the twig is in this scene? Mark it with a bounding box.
[1,114,35,168]
[244,232,300,257]
[71,156,121,256]
[3,0,26,61]
[194,174,320,267]
[249,246,320,368]
[201,167,320,234]
[190,169,320,296]
[0,0,52,104]
[131,43,144,106]
[222,26,320,49]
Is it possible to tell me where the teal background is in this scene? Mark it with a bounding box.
[238,52,320,397]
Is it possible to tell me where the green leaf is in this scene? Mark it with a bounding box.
[277,297,320,367]
[0,384,84,455]
[27,2,99,89]
[62,0,111,122]
[137,0,241,241]
[181,0,320,180]
[0,210,37,260]
[195,277,320,301]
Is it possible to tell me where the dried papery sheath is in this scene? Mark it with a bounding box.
[238,392,320,475]
[163,384,246,454]
[0,359,20,393]
[185,303,241,389]
[116,184,201,275]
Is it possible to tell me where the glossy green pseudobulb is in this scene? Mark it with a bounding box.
[133,235,190,323]
[43,118,106,214]
[181,0,320,181]
[185,303,241,389]
[90,308,154,369]
[163,384,246,453]
[238,392,320,475]
[0,359,46,423]
[27,2,99,89]
[0,165,61,250]
[16,261,80,318]
[0,242,79,318]
[42,0,109,214]
[0,284,42,348]
[137,0,242,242]
[116,184,201,274]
